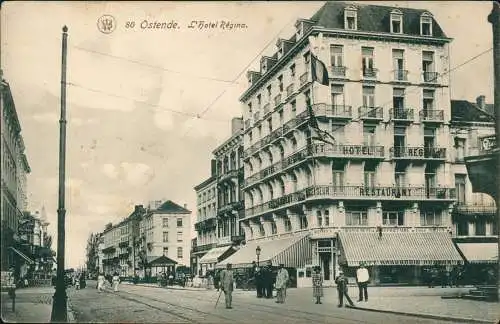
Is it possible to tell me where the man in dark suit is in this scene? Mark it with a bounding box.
[254,265,263,297]
[262,261,274,298]
[335,271,354,307]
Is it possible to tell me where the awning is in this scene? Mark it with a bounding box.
[199,246,235,264]
[338,232,464,267]
[9,247,34,264]
[456,243,498,264]
[216,234,311,269]
[147,255,177,267]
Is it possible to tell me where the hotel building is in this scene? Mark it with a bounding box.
[450,96,498,280]
[218,2,465,286]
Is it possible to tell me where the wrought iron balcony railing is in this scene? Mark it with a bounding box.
[363,68,378,78]
[394,69,409,81]
[331,66,347,77]
[192,243,217,253]
[420,110,444,122]
[359,106,383,119]
[313,103,352,119]
[423,71,439,83]
[390,108,414,121]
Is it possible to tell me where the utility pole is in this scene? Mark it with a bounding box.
[51,25,69,322]
[487,1,500,302]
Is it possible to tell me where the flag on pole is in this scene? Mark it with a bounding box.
[307,104,336,146]
[311,54,329,86]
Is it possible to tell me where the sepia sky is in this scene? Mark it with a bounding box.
[0,1,494,268]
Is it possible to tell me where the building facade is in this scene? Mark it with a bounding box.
[1,74,32,276]
[218,2,465,287]
[450,96,498,283]
[192,162,218,276]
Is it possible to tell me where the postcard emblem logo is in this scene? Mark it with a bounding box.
[97,15,116,34]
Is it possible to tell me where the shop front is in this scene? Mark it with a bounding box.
[456,242,498,285]
[199,245,236,276]
[337,231,465,285]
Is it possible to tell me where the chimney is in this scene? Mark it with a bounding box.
[476,95,486,109]
[231,117,243,134]
[183,204,187,209]
[211,159,217,176]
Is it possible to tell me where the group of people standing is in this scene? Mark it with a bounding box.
[96,272,120,292]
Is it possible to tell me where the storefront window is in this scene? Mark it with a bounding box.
[475,220,486,236]
[456,220,469,236]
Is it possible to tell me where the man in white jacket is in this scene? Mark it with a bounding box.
[356,262,369,302]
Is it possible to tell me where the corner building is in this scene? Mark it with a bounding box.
[219,2,464,286]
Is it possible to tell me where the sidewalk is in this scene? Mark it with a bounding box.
[1,286,75,323]
[343,287,500,323]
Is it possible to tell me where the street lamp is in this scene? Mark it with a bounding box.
[256,246,261,266]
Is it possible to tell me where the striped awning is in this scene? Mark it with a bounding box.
[456,243,498,264]
[338,231,464,267]
[199,246,235,264]
[216,234,311,269]
[9,247,34,264]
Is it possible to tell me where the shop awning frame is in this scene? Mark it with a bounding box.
[199,245,235,265]
[9,246,34,264]
[456,242,498,264]
[338,231,465,267]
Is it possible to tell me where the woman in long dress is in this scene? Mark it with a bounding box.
[97,273,105,292]
[312,266,324,304]
[112,272,120,292]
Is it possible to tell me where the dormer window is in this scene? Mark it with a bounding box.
[420,13,433,36]
[344,6,358,30]
[262,61,267,73]
[390,9,403,34]
[278,45,284,58]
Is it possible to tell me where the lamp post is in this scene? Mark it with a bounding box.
[51,25,68,322]
[256,246,261,267]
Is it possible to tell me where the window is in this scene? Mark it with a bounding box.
[344,7,357,30]
[383,211,404,226]
[305,90,311,107]
[163,247,169,256]
[291,100,297,118]
[456,220,469,236]
[248,131,253,143]
[267,118,273,133]
[425,164,437,197]
[330,45,344,68]
[364,162,376,187]
[331,84,345,107]
[424,127,436,155]
[271,222,277,234]
[324,210,330,226]
[259,224,265,236]
[455,174,466,205]
[177,218,183,227]
[278,109,284,125]
[299,214,308,229]
[257,94,262,107]
[278,75,283,92]
[163,232,169,243]
[390,10,403,33]
[284,218,292,232]
[248,102,252,114]
[393,126,406,157]
[331,123,345,142]
[177,247,183,258]
[420,210,441,226]
[455,138,466,162]
[422,51,435,81]
[269,184,274,200]
[257,125,262,138]
[395,162,407,187]
[393,88,405,114]
[279,145,285,160]
[423,89,435,112]
[363,125,376,146]
[362,86,375,108]
[279,180,285,196]
[290,64,296,78]
[304,52,310,71]
[317,210,323,227]
[332,161,345,190]
[476,220,486,236]
[267,85,272,100]
[362,47,375,76]
[392,49,405,80]
[420,14,433,36]
[346,211,368,226]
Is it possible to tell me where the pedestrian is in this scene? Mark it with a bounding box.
[262,261,274,298]
[97,272,105,292]
[335,270,354,307]
[356,262,369,302]
[254,266,263,298]
[219,263,234,309]
[112,272,120,292]
[275,264,289,304]
[75,274,81,290]
[312,266,323,304]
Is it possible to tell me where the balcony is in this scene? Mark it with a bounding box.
[218,201,244,216]
[358,106,383,121]
[420,110,444,123]
[331,66,347,78]
[102,246,116,254]
[423,71,439,83]
[305,185,456,201]
[310,143,385,159]
[192,243,217,253]
[313,103,352,120]
[390,146,446,160]
[299,71,309,86]
[389,108,414,123]
[274,94,282,107]
[282,110,309,135]
[218,235,245,246]
[286,83,295,98]
[362,68,378,79]
[454,204,497,216]
[393,70,409,82]
[218,169,240,183]
[118,241,129,248]
[194,218,216,231]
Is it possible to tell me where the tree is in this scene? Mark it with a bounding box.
[85,233,101,277]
